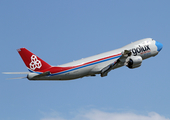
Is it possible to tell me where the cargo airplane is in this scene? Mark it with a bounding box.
[3,38,163,80]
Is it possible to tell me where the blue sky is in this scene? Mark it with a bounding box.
[0,0,169,120]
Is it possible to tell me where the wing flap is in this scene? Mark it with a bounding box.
[101,61,119,77]
[100,50,131,77]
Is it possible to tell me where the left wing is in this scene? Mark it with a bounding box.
[101,50,131,77]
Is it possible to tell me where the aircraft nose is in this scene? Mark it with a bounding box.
[155,41,163,52]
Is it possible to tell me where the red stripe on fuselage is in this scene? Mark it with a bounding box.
[37,53,122,74]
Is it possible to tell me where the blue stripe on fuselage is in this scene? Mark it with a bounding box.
[49,54,122,76]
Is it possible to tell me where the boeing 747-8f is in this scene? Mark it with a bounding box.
[4,38,163,80]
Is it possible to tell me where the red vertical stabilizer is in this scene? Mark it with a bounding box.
[17,48,51,72]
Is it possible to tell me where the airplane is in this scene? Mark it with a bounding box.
[3,38,163,80]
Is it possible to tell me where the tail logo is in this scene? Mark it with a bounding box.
[29,55,42,70]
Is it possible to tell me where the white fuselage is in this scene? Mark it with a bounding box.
[35,38,161,80]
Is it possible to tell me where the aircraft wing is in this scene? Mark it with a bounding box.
[101,50,131,77]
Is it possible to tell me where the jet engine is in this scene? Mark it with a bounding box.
[125,56,142,69]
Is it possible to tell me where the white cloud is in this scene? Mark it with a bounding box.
[41,109,170,120]
[41,118,65,120]
[40,110,66,120]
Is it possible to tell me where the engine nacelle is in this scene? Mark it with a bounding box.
[27,73,39,80]
[125,56,142,69]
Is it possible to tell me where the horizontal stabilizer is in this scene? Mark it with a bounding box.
[3,72,30,74]
[33,71,50,78]
[7,76,27,80]
[27,71,51,80]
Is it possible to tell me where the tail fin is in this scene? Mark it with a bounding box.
[17,48,51,72]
